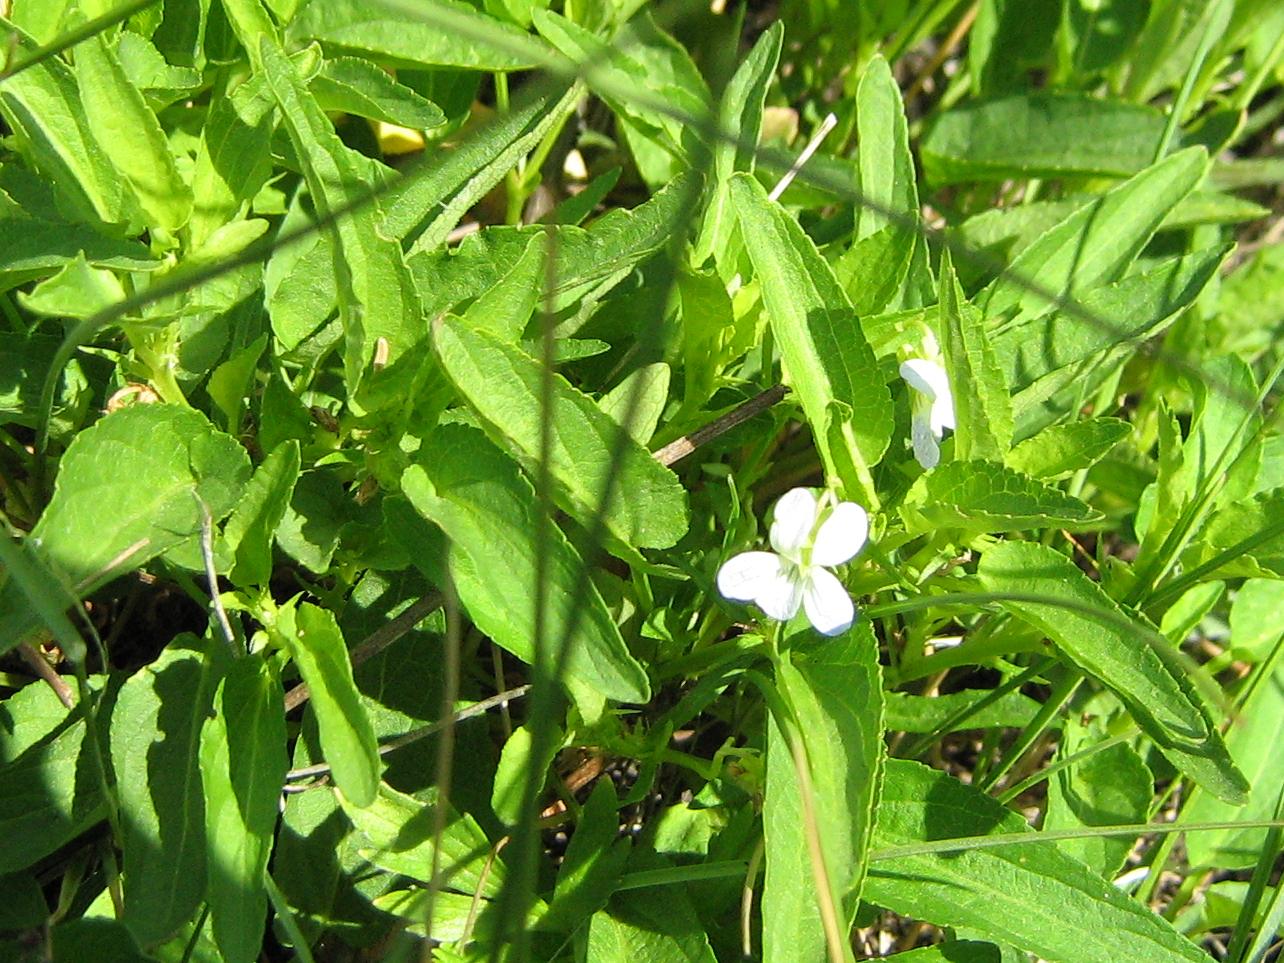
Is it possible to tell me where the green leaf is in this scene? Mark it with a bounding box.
[0,215,155,287]
[901,461,1101,535]
[982,147,1209,326]
[837,220,919,314]
[1043,718,1152,878]
[75,33,193,231]
[339,781,504,897]
[545,780,631,933]
[409,172,700,319]
[0,21,130,226]
[865,760,1209,963]
[261,38,426,413]
[1227,580,1284,661]
[884,944,1005,962]
[0,406,250,653]
[841,54,931,313]
[206,333,267,432]
[695,21,781,263]
[17,253,126,318]
[287,0,539,71]
[111,643,214,946]
[276,469,352,574]
[116,29,202,109]
[585,886,717,963]
[431,318,687,552]
[533,10,709,188]
[199,655,287,963]
[32,405,248,590]
[219,0,281,71]
[5,0,74,44]
[1058,0,1148,76]
[853,55,922,286]
[764,623,884,961]
[938,252,1011,462]
[1171,355,1261,511]
[1007,418,1131,479]
[976,541,1248,803]
[264,193,338,351]
[458,232,546,343]
[222,441,301,589]
[922,93,1170,183]
[384,84,580,254]
[730,172,892,503]
[272,602,381,807]
[884,689,1041,733]
[311,57,446,129]
[1187,487,1284,579]
[189,70,277,250]
[598,363,670,445]
[50,918,151,962]
[0,682,107,873]
[1183,657,1284,869]
[995,245,1229,393]
[492,725,544,827]
[398,425,651,701]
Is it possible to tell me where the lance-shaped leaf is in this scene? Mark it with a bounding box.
[260,38,426,413]
[287,0,539,72]
[981,146,1208,327]
[854,55,918,243]
[76,34,192,232]
[922,93,1170,183]
[339,782,504,897]
[272,602,381,807]
[399,426,650,702]
[938,252,1011,462]
[0,682,107,873]
[901,461,1099,536]
[730,173,892,503]
[311,57,447,129]
[764,624,884,961]
[431,317,687,552]
[1006,418,1130,480]
[409,171,700,320]
[189,69,278,250]
[0,21,129,226]
[111,644,214,946]
[384,84,579,253]
[199,656,287,963]
[865,760,1210,963]
[994,245,1229,393]
[694,22,781,263]
[221,441,301,589]
[977,541,1248,803]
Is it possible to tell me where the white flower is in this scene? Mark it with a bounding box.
[899,357,955,469]
[716,488,868,636]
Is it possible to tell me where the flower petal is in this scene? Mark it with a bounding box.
[717,551,784,601]
[754,566,805,622]
[802,568,855,636]
[810,501,869,566]
[911,413,940,469]
[931,384,956,433]
[899,357,950,402]
[769,488,818,560]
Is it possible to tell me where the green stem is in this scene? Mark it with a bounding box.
[1236,24,1284,112]
[996,732,1134,805]
[979,669,1081,794]
[902,658,1054,759]
[1152,0,1227,162]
